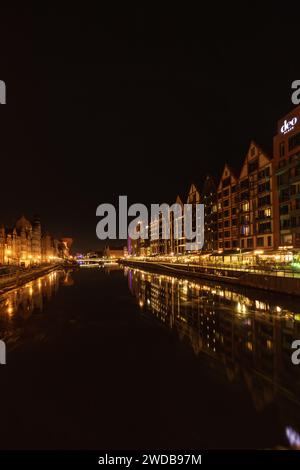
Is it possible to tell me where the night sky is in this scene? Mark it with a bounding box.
[0,5,299,252]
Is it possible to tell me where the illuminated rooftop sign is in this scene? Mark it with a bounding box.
[281,117,298,134]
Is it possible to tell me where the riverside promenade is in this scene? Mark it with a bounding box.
[0,264,65,294]
[122,259,300,296]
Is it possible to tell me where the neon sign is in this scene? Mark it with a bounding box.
[281,117,298,134]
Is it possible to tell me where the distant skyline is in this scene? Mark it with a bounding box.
[0,5,299,251]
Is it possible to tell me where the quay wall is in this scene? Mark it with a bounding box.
[121,260,300,297]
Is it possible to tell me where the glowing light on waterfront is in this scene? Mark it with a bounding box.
[7,305,13,316]
[286,426,300,448]
[237,302,247,314]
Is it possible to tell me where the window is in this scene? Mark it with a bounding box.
[240,179,249,190]
[223,210,229,218]
[223,199,229,207]
[280,142,285,158]
[268,236,272,247]
[258,181,270,193]
[222,177,231,188]
[223,188,229,197]
[224,220,230,228]
[258,195,271,207]
[241,215,249,224]
[242,202,249,212]
[248,159,258,173]
[232,185,237,193]
[241,225,249,236]
[280,205,289,215]
[224,231,230,238]
[281,219,290,229]
[257,237,264,247]
[281,234,292,245]
[291,216,300,228]
[291,183,300,195]
[247,238,253,248]
[258,222,271,233]
[289,132,300,151]
[258,167,270,180]
[241,191,249,201]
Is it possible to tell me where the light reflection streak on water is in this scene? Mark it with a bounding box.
[0,270,65,344]
[125,267,300,448]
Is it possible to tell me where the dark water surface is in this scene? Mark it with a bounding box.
[0,266,300,450]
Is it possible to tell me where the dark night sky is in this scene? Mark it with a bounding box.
[0,5,299,252]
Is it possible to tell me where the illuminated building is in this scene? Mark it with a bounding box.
[0,215,71,266]
[202,175,218,253]
[3,215,42,266]
[172,195,185,255]
[103,245,126,259]
[217,164,239,252]
[238,141,278,251]
[59,237,73,259]
[0,226,5,264]
[186,183,201,253]
[150,210,171,255]
[274,104,300,248]
[41,232,56,261]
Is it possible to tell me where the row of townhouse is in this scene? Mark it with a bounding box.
[129,104,300,262]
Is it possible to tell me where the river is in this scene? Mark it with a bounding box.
[0,265,300,449]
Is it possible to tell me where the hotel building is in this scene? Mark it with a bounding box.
[274,104,300,248]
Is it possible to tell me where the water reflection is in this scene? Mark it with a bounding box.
[0,269,69,346]
[126,267,300,448]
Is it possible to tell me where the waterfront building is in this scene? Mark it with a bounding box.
[0,225,5,264]
[202,175,218,253]
[59,238,73,259]
[125,104,300,263]
[150,210,171,256]
[172,195,185,255]
[274,104,300,248]
[186,183,201,253]
[104,245,126,259]
[0,215,71,266]
[41,232,56,261]
[217,165,239,252]
[238,141,278,252]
